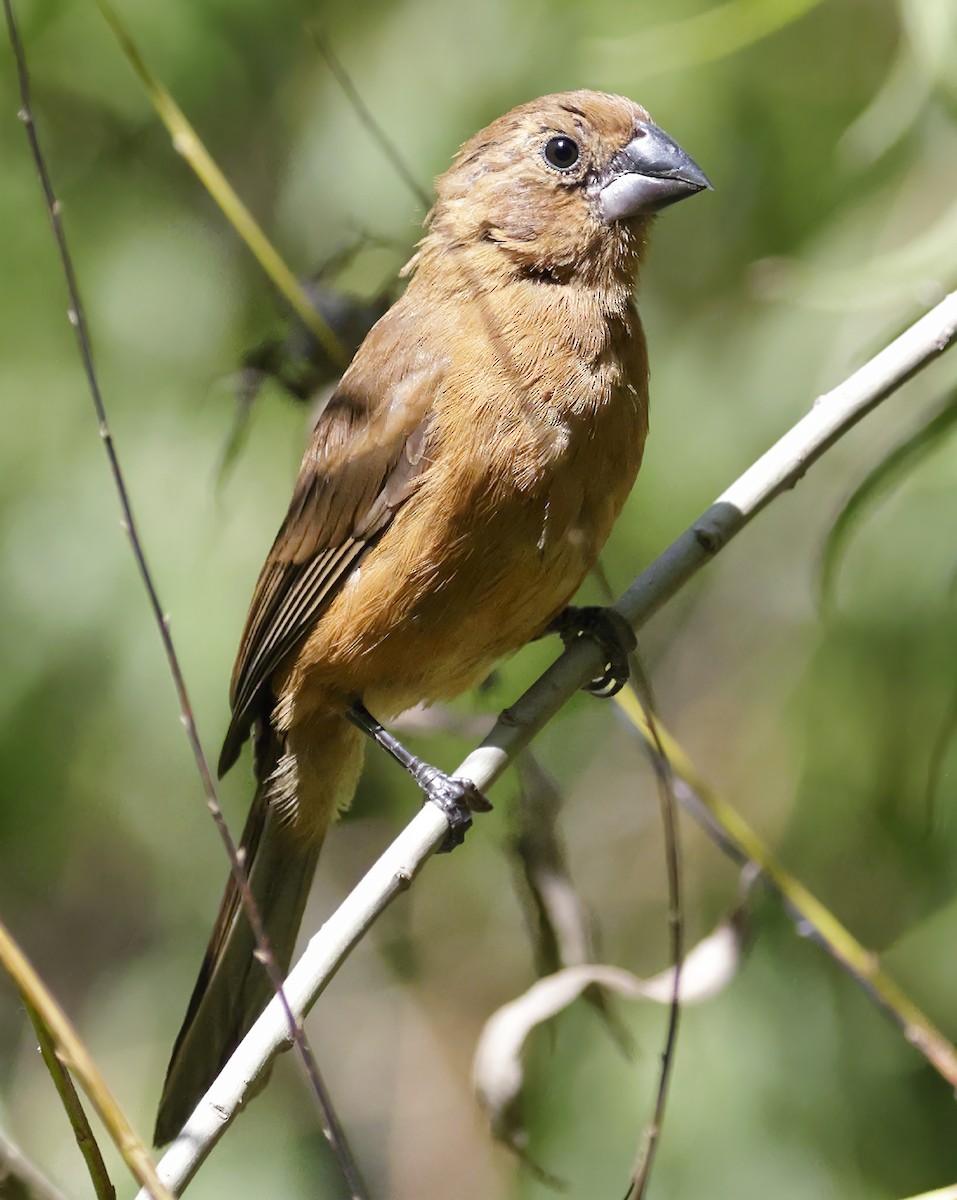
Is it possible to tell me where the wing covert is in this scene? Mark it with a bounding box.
[219,347,439,776]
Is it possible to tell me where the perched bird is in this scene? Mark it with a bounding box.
[155,89,709,1144]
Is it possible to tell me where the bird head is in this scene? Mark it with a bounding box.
[421,90,710,290]
[419,89,709,290]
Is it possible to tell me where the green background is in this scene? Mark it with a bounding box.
[1,0,956,1197]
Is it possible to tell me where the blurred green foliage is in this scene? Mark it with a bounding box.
[1,0,956,1197]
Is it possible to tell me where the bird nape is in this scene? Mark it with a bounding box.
[154,89,709,1147]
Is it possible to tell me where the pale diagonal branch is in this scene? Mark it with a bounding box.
[144,292,957,1196]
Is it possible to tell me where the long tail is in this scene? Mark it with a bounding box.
[154,763,320,1145]
[155,713,363,1145]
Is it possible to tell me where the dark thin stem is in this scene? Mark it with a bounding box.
[309,26,433,213]
[625,661,684,1200]
[628,672,690,1200]
[592,563,683,1200]
[22,1000,116,1200]
[2,5,367,1195]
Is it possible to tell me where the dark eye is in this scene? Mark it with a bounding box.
[543,135,580,171]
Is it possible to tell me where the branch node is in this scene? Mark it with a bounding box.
[692,519,724,556]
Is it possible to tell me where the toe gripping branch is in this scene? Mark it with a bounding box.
[347,703,492,852]
[549,605,637,697]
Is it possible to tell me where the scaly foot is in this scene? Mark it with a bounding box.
[347,702,493,851]
[548,605,636,697]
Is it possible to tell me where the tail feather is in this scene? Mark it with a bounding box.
[154,785,321,1146]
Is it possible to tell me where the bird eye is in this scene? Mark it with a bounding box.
[543,135,580,171]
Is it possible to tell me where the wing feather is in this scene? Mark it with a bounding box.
[218,316,442,777]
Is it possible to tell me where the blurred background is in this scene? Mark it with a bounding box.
[2,0,957,1197]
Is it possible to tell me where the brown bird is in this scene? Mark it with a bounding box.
[155,89,709,1144]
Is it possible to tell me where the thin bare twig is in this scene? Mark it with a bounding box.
[621,660,683,1200]
[0,1128,76,1200]
[309,27,433,213]
[591,563,685,1199]
[22,1000,115,1200]
[1,4,366,1195]
[0,919,172,1200]
[144,286,957,1193]
[612,686,957,1086]
[94,0,348,368]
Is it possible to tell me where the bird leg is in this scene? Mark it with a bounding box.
[347,702,493,851]
[547,605,637,697]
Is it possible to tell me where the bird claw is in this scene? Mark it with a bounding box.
[412,764,493,852]
[348,702,492,850]
[550,605,636,697]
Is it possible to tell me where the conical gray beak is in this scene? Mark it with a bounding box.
[593,120,712,223]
